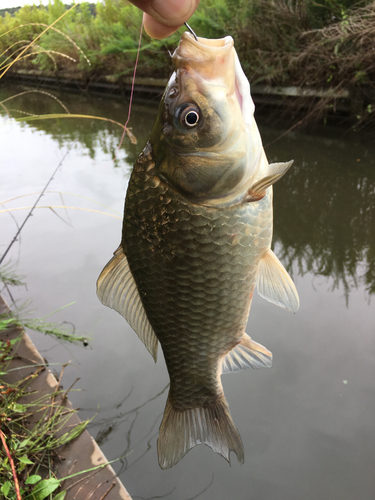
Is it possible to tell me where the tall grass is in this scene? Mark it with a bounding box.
[0,9,100,496]
[1,0,374,125]
[0,296,92,499]
[1,0,373,78]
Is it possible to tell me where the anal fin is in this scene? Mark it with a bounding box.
[245,160,294,202]
[221,334,272,374]
[97,246,158,362]
[257,248,299,313]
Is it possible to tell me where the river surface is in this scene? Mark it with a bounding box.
[1,84,374,500]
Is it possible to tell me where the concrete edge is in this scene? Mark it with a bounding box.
[0,295,132,500]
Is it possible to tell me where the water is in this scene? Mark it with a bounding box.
[1,85,374,500]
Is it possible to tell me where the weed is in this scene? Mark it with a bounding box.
[0,332,90,499]
[2,0,374,127]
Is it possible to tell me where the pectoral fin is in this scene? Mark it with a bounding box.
[97,246,159,362]
[256,248,299,313]
[221,334,272,374]
[244,160,294,202]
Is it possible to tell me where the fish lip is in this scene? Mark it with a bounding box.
[180,32,234,53]
[172,33,235,90]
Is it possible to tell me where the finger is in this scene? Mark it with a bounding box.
[143,13,183,39]
[129,0,200,28]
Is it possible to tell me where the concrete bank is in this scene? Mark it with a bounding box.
[0,296,132,500]
[4,68,370,116]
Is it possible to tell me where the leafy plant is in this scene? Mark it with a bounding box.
[0,333,90,499]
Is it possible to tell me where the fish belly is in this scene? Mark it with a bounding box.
[123,143,272,409]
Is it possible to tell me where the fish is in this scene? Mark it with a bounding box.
[97,32,299,470]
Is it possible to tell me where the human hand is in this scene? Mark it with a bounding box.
[129,0,200,39]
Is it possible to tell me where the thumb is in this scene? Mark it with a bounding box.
[129,0,200,39]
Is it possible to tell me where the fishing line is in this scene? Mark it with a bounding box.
[184,22,198,41]
[115,17,144,157]
[115,19,196,158]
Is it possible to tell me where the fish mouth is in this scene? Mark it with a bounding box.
[172,32,236,95]
[172,32,251,121]
[169,32,261,204]
[175,32,234,54]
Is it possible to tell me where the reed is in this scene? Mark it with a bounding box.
[2,0,373,126]
[0,326,90,499]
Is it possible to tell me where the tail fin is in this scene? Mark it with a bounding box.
[157,394,244,469]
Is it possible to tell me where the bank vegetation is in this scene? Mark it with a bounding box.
[1,0,375,126]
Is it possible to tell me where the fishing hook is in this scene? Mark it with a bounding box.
[184,22,198,41]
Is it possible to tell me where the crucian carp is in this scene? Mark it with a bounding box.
[97,32,299,469]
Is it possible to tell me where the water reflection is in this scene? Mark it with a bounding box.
[265,126,375,299]
[86,384,215,499]
[274,159,375,297]
[2,84,374,499]
[0,85,156,167]
[132,476,214,500]
[90,384,168,474]
[2,85,374,299]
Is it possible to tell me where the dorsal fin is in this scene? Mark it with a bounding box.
[244,160,294,202]
[221,334,272,374]
[256,248,299,313]
[97,246,159,361]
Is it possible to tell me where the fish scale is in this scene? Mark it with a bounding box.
[123,142,272,412]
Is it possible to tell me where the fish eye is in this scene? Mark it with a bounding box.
[176,104,201,129]
[183,110,199,127]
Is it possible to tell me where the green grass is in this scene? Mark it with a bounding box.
[1,0,374,126]
[0,0,372,80]
[0,330,124,500]
[0,6,132,497]
[0,262,94,498]
[0,334,90,500]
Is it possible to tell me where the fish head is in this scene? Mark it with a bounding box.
[150,32,266,206]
